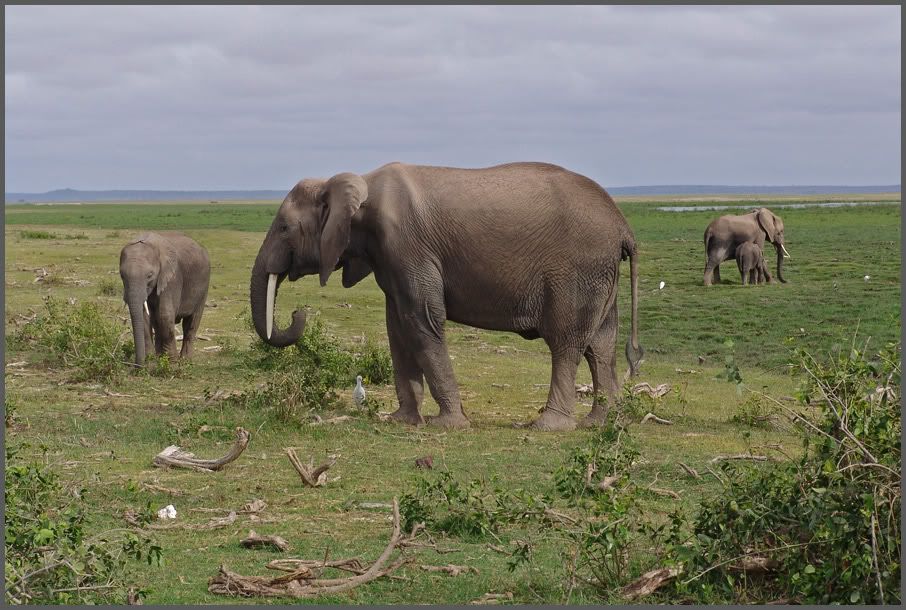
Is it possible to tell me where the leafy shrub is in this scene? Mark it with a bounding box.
[669,341,901,604]
[20,230,57,239]
[5,396,17,428]
[729,394,777,428]
[554,422,640,500]
[63,233,88,240]
[238,317,394,420]
[5,444,161,604]
[11,297,130,381]
[353,339,394,385]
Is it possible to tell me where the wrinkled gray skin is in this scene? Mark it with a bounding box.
[120,232,210,366]
[703,207,788,286]
[250,162,643,431]
[735,242,772,285]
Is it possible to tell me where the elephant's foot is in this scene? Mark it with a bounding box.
[425,410,471,429]
[529,408,577,431]
[579,406,610,428]
[388,408,425,427]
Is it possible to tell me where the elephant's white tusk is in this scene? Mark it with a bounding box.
[144,301,150,316]
[781,244,791,258]
[266,273,277,339]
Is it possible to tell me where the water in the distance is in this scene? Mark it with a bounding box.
[656,201,899,212]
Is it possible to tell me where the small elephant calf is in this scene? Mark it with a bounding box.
[119,231,211,366]
[735,242,772,285]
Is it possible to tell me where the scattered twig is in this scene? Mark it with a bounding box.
[419,564,478,577]
[241,499,267,514]
[709,454,767,464]
[308,415,353,426]
[648,486,681,499]
[677,462,701,479]
[596,474,621,492]
[621,566,682,600]
[469,592,514,605]
[241,530,291,552]
[640,412,673,425]
[153,427,250,471]
[285,448,336,487]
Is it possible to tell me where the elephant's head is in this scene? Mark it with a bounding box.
[119,233,177,365]
[755,207,789,283]
[250,172,370,347]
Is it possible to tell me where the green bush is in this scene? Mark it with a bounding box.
[669,341,901,604]
[20,230,57,239]
[554,422,640,500]
[353,340,394,385]
[11,297,130,381]
[4,444,161,604]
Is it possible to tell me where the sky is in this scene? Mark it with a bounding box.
[4,5,901,192]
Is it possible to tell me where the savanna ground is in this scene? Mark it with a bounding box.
[4,193,901,604]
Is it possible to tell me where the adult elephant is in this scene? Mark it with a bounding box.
[249,162,643,431]
[703,207,789,286]
[120,231,210,366]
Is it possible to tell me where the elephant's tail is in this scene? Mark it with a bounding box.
[623,240,644,377]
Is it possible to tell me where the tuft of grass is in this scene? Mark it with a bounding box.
[97,277,120,297]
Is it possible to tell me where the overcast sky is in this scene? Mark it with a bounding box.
[5,5,901,192]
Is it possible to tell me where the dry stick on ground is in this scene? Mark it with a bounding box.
[708,454,768,464]
[241,530,291,552]
[208,498,417,598]
[640,412,673,425]
[677,462,701,479]
[285,449,336,487]
[419,564,479,577]
[152,427,250,472]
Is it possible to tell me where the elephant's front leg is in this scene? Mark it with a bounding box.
[397,298,470,429]
[384,299,426,426]
[154,305,179,361]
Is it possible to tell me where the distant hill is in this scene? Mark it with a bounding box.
[5,184,901,203]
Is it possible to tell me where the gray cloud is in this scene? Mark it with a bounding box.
[5,5,900,191]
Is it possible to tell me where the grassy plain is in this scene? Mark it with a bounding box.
[4,194,901,604]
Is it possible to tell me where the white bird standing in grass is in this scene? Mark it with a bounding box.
[353,375,366,408]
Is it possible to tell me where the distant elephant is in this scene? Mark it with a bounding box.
[249,162,643,431]
[735,241,772,285]
[120,231,210,366]
[703,207,789,286]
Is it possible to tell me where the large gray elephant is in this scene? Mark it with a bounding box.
[119,231,210,366]
[249,162,643,431]
[703,207,789,286]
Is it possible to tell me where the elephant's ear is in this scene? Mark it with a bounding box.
[756,208,779,243]
[318,172,368,287]
[154,238,178,296]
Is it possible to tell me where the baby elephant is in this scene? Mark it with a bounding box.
[119,231,211,366]
[736,242,772,285]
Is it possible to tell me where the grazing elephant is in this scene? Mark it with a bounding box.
[703,207,789,286]
[249,162,643,431]
[119,231,210,366]
[735,241,772,285]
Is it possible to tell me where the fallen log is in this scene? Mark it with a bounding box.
[240,530,291,552]
[709,454,768,464]
[621,566,682,600]
[153,427,250,472]
[640,412,673,425]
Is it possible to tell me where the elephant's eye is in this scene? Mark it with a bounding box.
[280,223,288,233]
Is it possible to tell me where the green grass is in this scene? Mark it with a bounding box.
[4,195,900,604]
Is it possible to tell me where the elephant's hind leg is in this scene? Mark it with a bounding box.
[179,311,203,359]
[580,304,619,428]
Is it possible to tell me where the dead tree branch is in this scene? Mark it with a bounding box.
[153,427,250,471]
[208,498,416,599]
[709,454,767,464]
[241,530,291,552]
[640,412,673,425]
[285,449,336,487]
[621,566,682,600]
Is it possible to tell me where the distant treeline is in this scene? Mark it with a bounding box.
[6,184,901,203]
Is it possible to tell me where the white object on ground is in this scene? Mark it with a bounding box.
[659,281,665,290]
[157,504,177,520]
[864,275,871,281]
[353,375,366,407]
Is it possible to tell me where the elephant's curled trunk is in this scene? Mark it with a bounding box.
[249,256,307,347]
